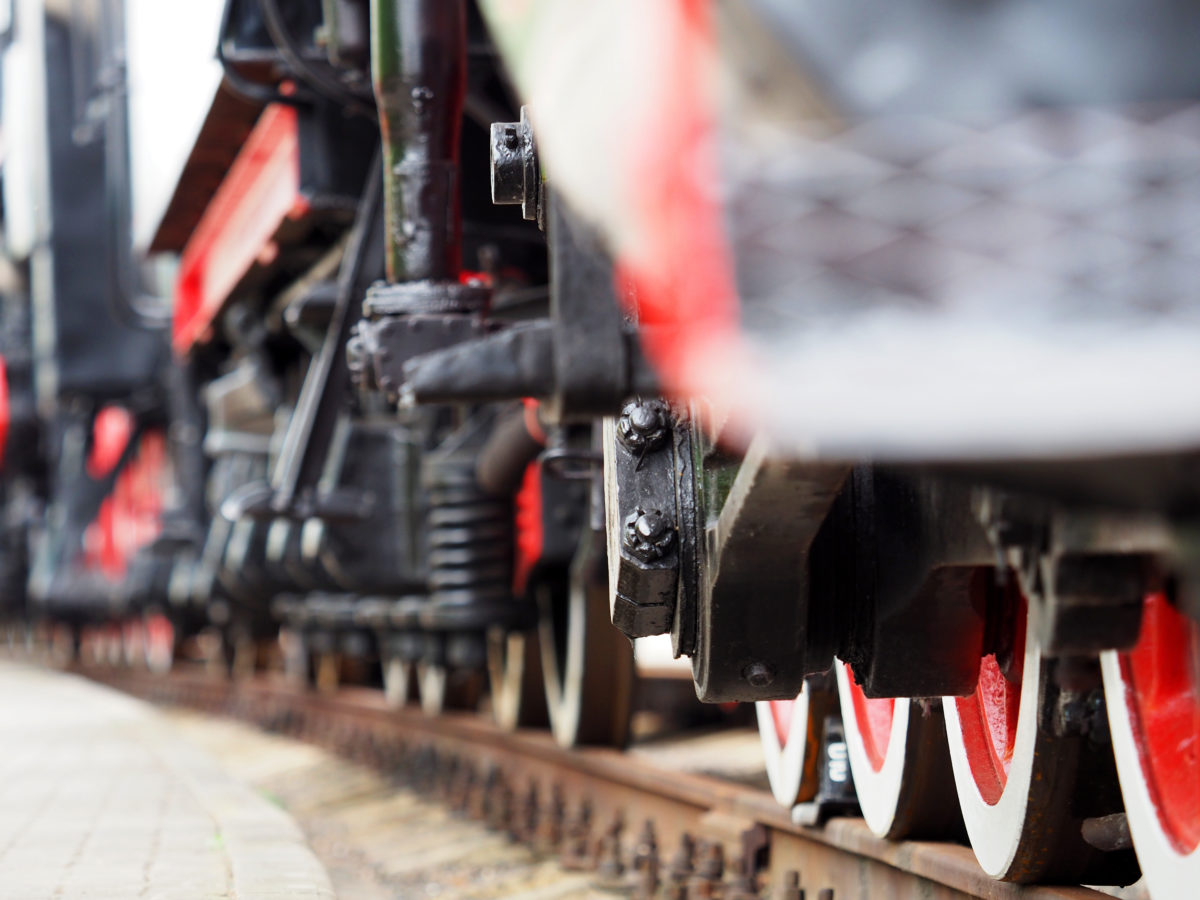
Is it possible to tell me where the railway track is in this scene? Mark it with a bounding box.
[80,665,1136,900]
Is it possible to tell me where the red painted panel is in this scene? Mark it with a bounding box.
[172,104,309,355]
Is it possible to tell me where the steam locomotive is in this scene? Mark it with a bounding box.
[1,1,1198,895]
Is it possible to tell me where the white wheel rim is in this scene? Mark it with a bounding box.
[1103,647,1200,900]
[835,661,911,837]
[538,581,587,747]
[756,685,811,807]
[382,656,413,708]
[487,628,525,731]
[942,620,1041,878]
[122,621,145,667]
[418,663,446,716]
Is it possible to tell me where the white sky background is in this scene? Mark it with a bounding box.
[126,0,225,253]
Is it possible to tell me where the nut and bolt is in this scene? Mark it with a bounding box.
[616,398,671,453]
[691,842,724,887]
[778,871,803,900]
[667,832,696,884]
[518,779,539,842]
[630,820,660,898]
[536,784,565,852]
[490,106,539,222]
[595,814,626,883]
[560,801,594,871]
[623,508,675,562]
[725,858,758,900]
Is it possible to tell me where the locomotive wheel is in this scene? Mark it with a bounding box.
[943,590,1051,880]
[279,627,310,686]
[486,626,548,731]
[218,622,259,680]
[835,662,960,839]
[121,618,146,668]
[417,662,448,715]
[102,624,124,666]
[943,585,1128,883]
[1102,591,1200,900]
[52,624,83,664]
[755,691,818,806]
[417,662,484,716]
[538,539,635,748]
[144,612,178,674]
[381,654,416,707]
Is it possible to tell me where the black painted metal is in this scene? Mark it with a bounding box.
[419,413,527,633]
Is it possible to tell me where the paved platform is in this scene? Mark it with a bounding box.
[169,711,602,900]
[0,661,334,899]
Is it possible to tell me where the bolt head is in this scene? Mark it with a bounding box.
[616,399,670,453]
[742,662,775,688]
[636,511,667,540]
[622,508,675,562]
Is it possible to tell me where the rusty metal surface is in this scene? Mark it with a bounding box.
[84,666,1122,900]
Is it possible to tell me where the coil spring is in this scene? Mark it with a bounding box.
[426,457,512,609]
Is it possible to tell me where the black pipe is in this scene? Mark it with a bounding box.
[475,403,546,496]
[371,0,466,283]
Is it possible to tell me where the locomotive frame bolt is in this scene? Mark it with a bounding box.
[623,508,675,562]
[616,398,671,454]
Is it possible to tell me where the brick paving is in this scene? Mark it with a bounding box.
[0,661,334,899]
[170,713,602,900]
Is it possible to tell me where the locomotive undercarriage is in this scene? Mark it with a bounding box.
[3,0,1200,896]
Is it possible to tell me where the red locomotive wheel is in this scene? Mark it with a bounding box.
[943,583,1130,883]
[756,690,815,806]
[1103,592,1200,900]
[143,613,175,674]
[836,662,959,839]
[121,618,146,668]
[943,590,1051,879]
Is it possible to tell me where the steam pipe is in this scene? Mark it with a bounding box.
[370,0,466,283]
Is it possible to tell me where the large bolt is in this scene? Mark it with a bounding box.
[490,106,539,222]
[490,122,525,205]
[613,506,678,638]
[616,398,671,453]
[623,508,675,562]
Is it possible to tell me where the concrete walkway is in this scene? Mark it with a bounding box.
[0,661,334,899]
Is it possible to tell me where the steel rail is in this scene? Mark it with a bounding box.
[84,667,1120,900]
